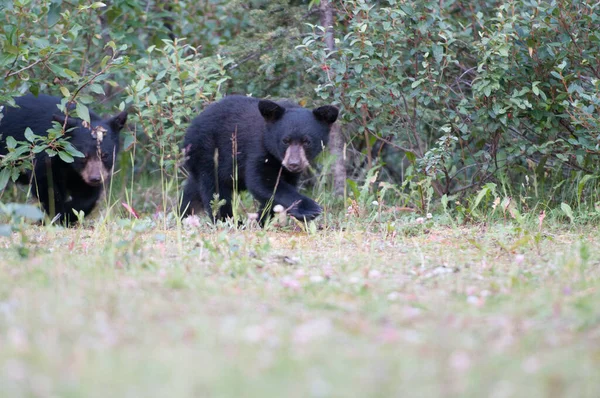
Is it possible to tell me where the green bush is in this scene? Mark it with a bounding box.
[124,40,231,175]
[0,1,130,192]
[300,0,600,209]
[2,0,600,218]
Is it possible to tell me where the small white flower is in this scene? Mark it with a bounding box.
[450,351,471,371]
[387,292,400,301]
[273,205,285,213]
[368,269,382,279]
[183,215,201,228]
[372,200,379,206]
[426,213,433,219]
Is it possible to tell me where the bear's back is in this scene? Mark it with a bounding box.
[1,94,102,146]
[1,94,61,146]
[185,95,301,147]
[187,96,262,137]
[185,96,270,157]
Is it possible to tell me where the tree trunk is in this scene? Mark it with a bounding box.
[319,0,346,196]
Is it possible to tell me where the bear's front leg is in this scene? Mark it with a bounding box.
[180,177,204,217]
[247,160,322,222]
[285,195,322,221]
[62,187,103,226]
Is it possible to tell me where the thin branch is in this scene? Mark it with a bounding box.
[5,59,44,78]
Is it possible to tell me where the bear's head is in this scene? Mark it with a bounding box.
[259,100,338,173]
[52,110,128,186]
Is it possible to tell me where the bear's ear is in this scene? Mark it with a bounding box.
[258,100,285,122]
[313,105,339,125]
[108,110,128,133]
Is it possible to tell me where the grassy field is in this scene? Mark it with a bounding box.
[1,216,599,397]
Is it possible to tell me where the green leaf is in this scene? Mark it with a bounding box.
[60,86,70,98]
[58,150,74,163]
[13,204,45,221]
[0,224,12,236]
[577,175,596,203]
[29,83,40,97]
[405,151,416,163]
[32,145,49,154]
[0,168,10,191]
[441,194,449,210]
[561,202,574,223]
[471,183,496,212]
[63,69,79,79]
[346,179,360,201]
[123,132,136,151]
[135,78,145,92]
[471,186,490,211]
[34,38,50,49]
[76,102,90,123]
[100,55,110,68]
[63,142,84,158]
[10,167,20,182]
[6,136,17,150]
[89,83,105,95]
[24,127,36,142]
[309,221,317,235]
[550,71,562,80]
[3,44,19,55]
[411,79,424,88]
[432,44,443,64]
[47,2,61,26]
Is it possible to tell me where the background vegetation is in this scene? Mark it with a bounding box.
[1,0,600,221]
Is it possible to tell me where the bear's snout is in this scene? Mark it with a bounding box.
[81,158,110,186]
[282,143,310,173]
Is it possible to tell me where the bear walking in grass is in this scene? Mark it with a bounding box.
[0,94,128,225]
[181,95,339,223]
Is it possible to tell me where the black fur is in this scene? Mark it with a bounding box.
[0,94,127,225]
[181,95,338,222]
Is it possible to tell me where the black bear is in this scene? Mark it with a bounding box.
[180,95,339,223]
[0,93,128,225]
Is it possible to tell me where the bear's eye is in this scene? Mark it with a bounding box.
[282,138,291,146]
[101,152,110,160]
[301,137,311,147]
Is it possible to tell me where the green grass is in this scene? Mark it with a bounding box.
[1,217,599,397]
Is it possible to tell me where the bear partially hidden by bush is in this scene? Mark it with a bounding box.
[181,95,339,223]
[0,94,128,225]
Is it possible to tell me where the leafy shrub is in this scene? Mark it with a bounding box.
[300,0,600,209]
[124,40,232,175]
[0,1,130,193]
[3,0,600,219]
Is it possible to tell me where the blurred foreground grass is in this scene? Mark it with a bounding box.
[0,220,599,397]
